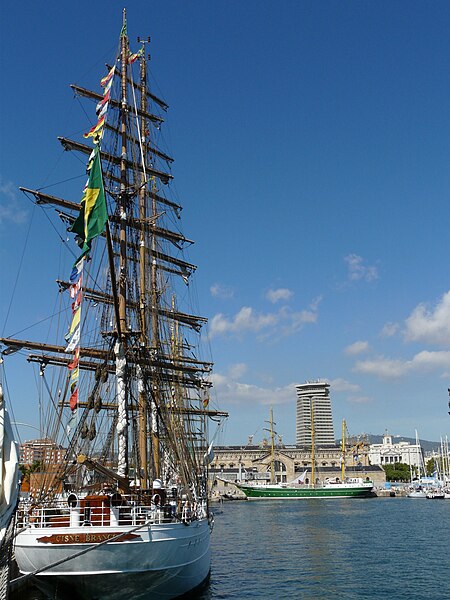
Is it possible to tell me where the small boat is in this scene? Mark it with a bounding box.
[221,493,241,501]
[407,486,426,499]
[426,490,445,499]
[406,430,427,498]
[1,10,227,600]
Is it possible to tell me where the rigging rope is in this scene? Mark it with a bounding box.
[1,204,36,338]
[129,66,148,186]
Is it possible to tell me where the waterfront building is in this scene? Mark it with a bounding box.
[368,432,423,468]
[19,438,66,465]
[295,381,335,446]
[209,443,385,491]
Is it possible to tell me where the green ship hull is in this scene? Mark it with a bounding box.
[237,482,374,499]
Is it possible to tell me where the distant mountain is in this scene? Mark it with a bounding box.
[361,434,441,453]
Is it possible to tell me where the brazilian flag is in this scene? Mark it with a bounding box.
[70,146,108,259]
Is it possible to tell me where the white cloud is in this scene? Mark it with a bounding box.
[210,283,234,299]
[266,288,294,303]
[310,296,323,311]
[327,378,368,404]
[210,297,321,339]
[380,322,399,337]
[413,350,450,369]
[354,350,450,379]
[404,291,450,346]
[0,178,28,225]
[211,372,296,406]
[329,378,360,393]
[347,396,370,404]
[354,357,408,378]
[280,297,322,335]
[228,363,248,380]
[344,254,378,282]
[345,341,369,356]
[277,305,319,336]
[210,307,277,337]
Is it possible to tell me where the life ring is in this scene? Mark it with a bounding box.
[67,493,78,508]
[152,493,161,506]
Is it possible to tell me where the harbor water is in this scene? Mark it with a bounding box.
[201,498,449,599]
[12,498,450,599]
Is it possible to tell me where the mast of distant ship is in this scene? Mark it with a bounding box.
[310,400,315,488]
[270,408,276,484]
[341,419,346,481]
[264,408,276,484]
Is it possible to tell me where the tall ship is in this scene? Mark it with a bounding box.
[0,11,226,600]
[235,411,374,499]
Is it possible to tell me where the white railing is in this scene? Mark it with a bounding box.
[17,497,208,529]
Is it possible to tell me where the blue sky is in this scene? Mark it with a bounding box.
[0,1,449,446]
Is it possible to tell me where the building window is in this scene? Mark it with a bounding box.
[274,460,286,473]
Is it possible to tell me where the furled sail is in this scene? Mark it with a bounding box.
[0,384,20,544]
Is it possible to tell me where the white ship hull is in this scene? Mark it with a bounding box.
[15,519,211,600]
[407,490,426,498]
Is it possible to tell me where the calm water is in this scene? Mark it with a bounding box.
[12,498,450,599]
[199,498,449,599]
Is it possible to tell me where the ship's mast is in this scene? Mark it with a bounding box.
[0,12,230,506]
[116,8,129,480]
[310,399,315,488]
[138,41,149,489]
[264,408,276,484]
[270,408,275,484]
[118,11,129,339]
[150,171,160,477]
[341,419,346,481]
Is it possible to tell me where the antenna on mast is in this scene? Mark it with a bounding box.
[137,36,151,60]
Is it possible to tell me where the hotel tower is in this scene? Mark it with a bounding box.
[296,381,335,447]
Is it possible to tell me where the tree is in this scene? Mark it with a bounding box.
[426,458,436,477]
[20,460,43,483]
[382,462,410,482]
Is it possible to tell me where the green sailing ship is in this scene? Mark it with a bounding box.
[236,478,374,499]
[235,410,375,500]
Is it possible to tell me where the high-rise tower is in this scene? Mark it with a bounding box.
[296,381,335,446]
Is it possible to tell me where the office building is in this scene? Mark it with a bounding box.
[296,381,335,447]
